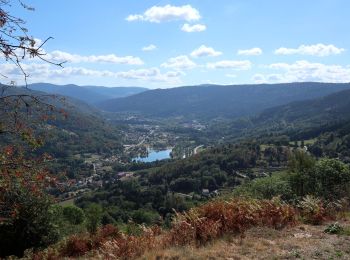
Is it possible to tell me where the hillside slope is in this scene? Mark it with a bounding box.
[0,85,123,157]
[28,83,147,104]
[141,223,350,260]
[97,82,350,119]
[257,88,350,124]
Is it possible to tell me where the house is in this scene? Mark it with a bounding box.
[202,189,210,196]
[117,172,127,178]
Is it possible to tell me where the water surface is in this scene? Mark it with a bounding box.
[133,149,172,163]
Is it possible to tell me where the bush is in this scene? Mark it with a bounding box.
[84,203,103,234]
[167,198,296,246]
[313,159,350,199]
[324,222,343,234]
[62,235,90,257]
[233,173,293,200]
[0,188,60,257]
[62,205,85,225]
[289,154,350,199]
[131,209,160,225]
[298,195,327,225]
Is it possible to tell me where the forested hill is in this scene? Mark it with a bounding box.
[97,82,350,119]
[0,85,123,157]
[257,88,350,124]
[28,83,148,104]
[252,89,350,158]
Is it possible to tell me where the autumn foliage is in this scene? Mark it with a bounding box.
[165,198,296,247]
[30,198,298,259]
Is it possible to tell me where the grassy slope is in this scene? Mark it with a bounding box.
[141,221,350,259]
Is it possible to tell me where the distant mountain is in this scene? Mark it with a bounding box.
[97,82,350,120]
[27,83,148,104]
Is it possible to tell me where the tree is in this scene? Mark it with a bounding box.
[0,1,64,256]
[313,159,350,199]
[62,205,85,225]
[0,186,60,257]
[288,150,315,197]
[1,0,64,83]
[85,204,103,234]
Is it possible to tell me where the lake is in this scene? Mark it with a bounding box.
[132,149,172,163]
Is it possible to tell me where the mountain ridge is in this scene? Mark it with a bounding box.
[97,82,350,119]
[27,83,148,105]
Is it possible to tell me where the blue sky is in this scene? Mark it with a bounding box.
[2,0,350,88]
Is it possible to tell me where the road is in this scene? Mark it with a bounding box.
[194,145,204,155]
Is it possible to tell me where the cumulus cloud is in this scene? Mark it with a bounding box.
[126,5,201,23]
[181,23,206,32]
[142,44,157,52]
[207,60,252,70]
[0,63,182,84]
[237,47,262,56]
[190,45,222,58]
[275,44,345,57]
[161,55,196,70]
[46,51,144,65]
[254,60,350,83]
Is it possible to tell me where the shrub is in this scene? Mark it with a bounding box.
[313,159,350,199]
[233,173,294,201]
[84,203,103,234]
[289,155,350,199]
[62,205,85,225]
[61,235,91,257]
[131,209,161,225]
[60,224,120,257]
[97,225,161,259]
[166,198,296,246]
[298,195,326,224]
[324,222,343,234]
[0,188,60,257]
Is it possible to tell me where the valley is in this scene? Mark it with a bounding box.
[2,82,350,258]
[3,82,349,208]
[1,2,350,258]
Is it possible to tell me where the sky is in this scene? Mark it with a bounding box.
[1,0,350,88]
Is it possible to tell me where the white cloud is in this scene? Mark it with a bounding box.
[190,45,222,58]
[115,67,182,82]
[237,47,262,56]
[125,14,144,22]
[142,44,157,52]
[207,60,252,70]
[255,60,350,83]
[0,63,182,84]
[126,5,201,23]
[225,74,237,78]
[47,51,144,65]
[161,55,196,70]
[181,23,206,32]
[252,73,285,84]
[275,44,345,57]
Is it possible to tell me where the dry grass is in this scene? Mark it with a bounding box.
[140,221,350,260]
